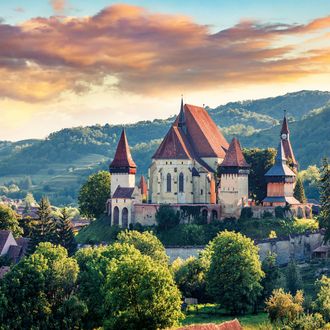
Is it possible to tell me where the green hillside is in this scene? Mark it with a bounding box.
[0,90,329,205]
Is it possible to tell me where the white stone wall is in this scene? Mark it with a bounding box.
[111,198,133,227]
[111,173,135,197]
[219,173,248,218]
[148,158,218,205]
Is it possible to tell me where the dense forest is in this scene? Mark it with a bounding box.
[0,90,329,205]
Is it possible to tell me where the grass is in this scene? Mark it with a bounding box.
[180,304,270,329]
[75,214,118,244]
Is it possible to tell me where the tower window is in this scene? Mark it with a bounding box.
[179,172,184,192]
[167,173,171,192]
[201,189,203,195]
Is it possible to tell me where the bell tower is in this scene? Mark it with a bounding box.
[109,129,136,197]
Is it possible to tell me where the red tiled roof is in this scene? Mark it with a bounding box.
[221,138,249,167]
[282,139,297,166]
[178,319,242,330]
[153,126,195,159]
[112,187,135,199]
[153,103,228,161]
[139,176,148,196]
[110,129,136,174]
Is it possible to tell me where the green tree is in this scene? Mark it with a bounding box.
[103,249,183,330]
[260,253,283,303]
[117,230,168,265]
[173,256,209,302]
[156,204,180,231]
[286,260,303,295]
[319,158,330,242]
[206,231,264,314]
[56,207,77,255]
[24,192,37,208]
[0,242,85,329]
[0,204,22,237]
[78,170,111,218]
[75,243,138,329]
[243,148,276,202]
[313,275,330,322]
[265,288,304,325]
[294,175,307,203]
[29,196,56,252]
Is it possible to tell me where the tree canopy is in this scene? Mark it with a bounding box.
[0,204,22,237]
[319,158,330,242]
[206,230,264,314]
[78,170,111,219]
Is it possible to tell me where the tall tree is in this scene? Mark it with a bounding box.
[294,175,307,203]
[0,204,22,237]
[103,249,183,330]
[319,158,330,242]
[29,196,56,252]
[206,231,264,314]
[56,208,77,255]
[243,148,276,202]
[286,260,303,295]
[0,242,86,329]
[78,171,111,219]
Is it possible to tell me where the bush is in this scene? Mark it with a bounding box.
[240,207,253,219]
[156,204,180,231]
[275,206,285,218]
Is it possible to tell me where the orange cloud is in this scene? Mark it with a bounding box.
[49,0,69,14]
[0,4,329,102]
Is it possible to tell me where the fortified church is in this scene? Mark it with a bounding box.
[106,99,305,228]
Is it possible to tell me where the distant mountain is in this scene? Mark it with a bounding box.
[0,90,329,205]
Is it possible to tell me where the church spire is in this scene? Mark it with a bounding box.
[178,96,186,129]
[109,129,136,174]
[281,110,289,135]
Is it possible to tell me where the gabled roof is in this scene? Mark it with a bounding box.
[153,102,228,161]
[220,138,249,168]
[112,186,135,199]
[153,126,194,160]
[265,141,296,177]
[110,129,136,174]
[0,230,11,254]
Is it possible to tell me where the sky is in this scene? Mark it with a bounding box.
[1,0,330,141]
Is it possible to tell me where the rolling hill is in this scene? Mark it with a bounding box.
[0,90,329,206]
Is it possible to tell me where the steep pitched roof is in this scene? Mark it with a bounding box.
[265,141,296,177]
[281,113,289,134]
[178,319,242,330]
[153,126,195,159]
[220,138,249,167]
[153,102,228,161]
[0,230,11,254]
[139,176,148,196]
[112,187,135,199]
[110,129,136,174]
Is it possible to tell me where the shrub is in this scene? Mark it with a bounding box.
[240,207,253,219]
[275,206,285,218]
[156,204,180,231]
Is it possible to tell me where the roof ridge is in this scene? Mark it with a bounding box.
[221,137,249,167]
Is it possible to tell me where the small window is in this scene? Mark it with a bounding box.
[201,189,203,195]
[167,173,171,192]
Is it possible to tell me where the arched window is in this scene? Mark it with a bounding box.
[113,206,119,226]
[179,172,184,192]
[212,210,218,221]
[122,207,129,228]
[202,209,208,221]
[167,173,171,192]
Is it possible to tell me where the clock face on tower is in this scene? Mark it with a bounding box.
[281,133,287,139]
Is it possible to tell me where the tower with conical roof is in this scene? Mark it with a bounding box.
[262,141,300,206]
[280,111,298,171]
[109,129,137,197]
[218,138,250,218]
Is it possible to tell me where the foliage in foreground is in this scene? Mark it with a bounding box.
[206,231,264,314]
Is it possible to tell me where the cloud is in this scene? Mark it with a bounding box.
[49,0,69,15]
[14,7,25,13]
[0,5,329,102]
